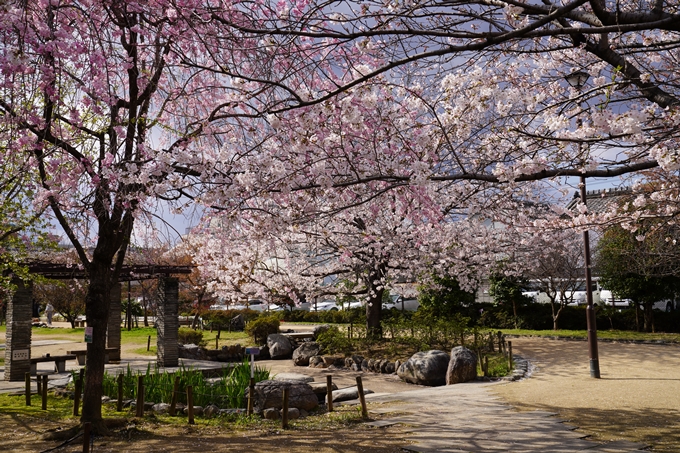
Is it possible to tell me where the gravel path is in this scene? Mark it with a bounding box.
[492,337,680,452]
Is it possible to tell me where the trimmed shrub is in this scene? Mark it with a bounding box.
[245,315,280,344]
[316,325,353,355]
[178,327,207,347]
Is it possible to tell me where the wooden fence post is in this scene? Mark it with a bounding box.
[187,385,195,424]
[356,376,368,419]
[117,373,124,412]
[507,341,513,370]
[135,375,144,417]
[25,372,31,406]
[326,375,333,412]
[169,376,180,416]
[73,375,82,416]
[247,377,255,416]
[147,335,151,351]
[41,375,48,410]
[82,422,91,453]
[282,387,289,429]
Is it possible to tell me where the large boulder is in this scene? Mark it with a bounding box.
[292,342,321,366]
[312,324,331,340]
[230,314,245,331]
[247,380,319,412]
[178,344,206,360]
[446,346,478,384]
[267,334,294,359]
[397,350,450,386]
[332,386,375,403]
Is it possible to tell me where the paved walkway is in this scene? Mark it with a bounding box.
[360,383,648,452]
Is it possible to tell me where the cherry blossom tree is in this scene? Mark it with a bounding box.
[2,0,679,430]
[0,1,245,429]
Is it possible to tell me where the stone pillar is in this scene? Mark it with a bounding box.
[107,282,122,361]
[156,277,179,367]
[5,279,33,381]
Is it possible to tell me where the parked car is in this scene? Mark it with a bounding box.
[382,295,419,312]
[209,303,247,310]
[599,290,631,307]
[653,299,676,312]
[310,300,340,311]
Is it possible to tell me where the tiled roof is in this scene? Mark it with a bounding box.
[565,187,632,214]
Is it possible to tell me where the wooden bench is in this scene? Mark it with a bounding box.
[67,348,118,366]
[30,355,76,375]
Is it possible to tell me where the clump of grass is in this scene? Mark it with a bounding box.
[73,359,270,410]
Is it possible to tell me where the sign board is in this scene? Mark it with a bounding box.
[245,347,260,355]
[84,327,93,343]
[12,349,29,361]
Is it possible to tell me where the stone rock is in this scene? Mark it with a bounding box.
[332,386,375,403]
[308,381,338,395]
[204,404,221,417]
[144,402,155,411]
[309,356,324,368]
[394,360,401,374]
[101,396,111,403]
[152,403,171,414]
[446,346,477,385]
[397,350,450,386]
[384,362,396,374]
[312,324,331,340]
[178,343,207,360]
[273,372,315,383]
[184,406,203,416]
[292,342,321,366]
[54,388,74,399]
[263,408,280,420]
[286,407,301,419]
[230,314,245,331]
[247,380,319,412]
[258,345,271,360]
[220,408,245,416]
[367,358,376,372]
[361,359,369,372]
[267,334,294,360]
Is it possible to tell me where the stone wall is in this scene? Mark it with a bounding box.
[156,277,179,367]
[107,282,122,361]
[5,280,33,381]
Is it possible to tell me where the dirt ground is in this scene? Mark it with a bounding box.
[493,337,680,452]
[3,329,680,451]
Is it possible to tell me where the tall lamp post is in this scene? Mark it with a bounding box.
[566,70,601,379]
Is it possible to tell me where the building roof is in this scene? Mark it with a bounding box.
[565,187,632,214]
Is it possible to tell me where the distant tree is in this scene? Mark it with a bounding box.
[522,232,586,331]
[34,280,86,328]
[596,225,680,332]
[488,274,532,329]
[418,274,476,319]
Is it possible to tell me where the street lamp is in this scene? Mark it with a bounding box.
[565,70,590,90]
[565,70,601,379]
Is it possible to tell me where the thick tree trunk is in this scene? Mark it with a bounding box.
[364,266,386,340]
[80,260,112,433]
[366,291,383,340]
